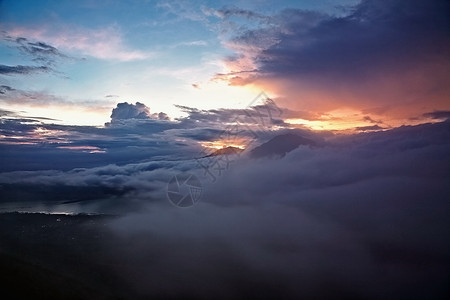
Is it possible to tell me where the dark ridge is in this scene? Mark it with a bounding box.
[250,133,316,158]
[203,146,244,157]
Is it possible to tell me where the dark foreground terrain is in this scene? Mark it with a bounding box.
[0,213,128,299]
[1,210,449,299]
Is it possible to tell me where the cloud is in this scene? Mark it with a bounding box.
[422,110,450,121]
[175,99,285,130]
[1,33,71,77]
[109,102,171,124]
[362,115,382,124]
[0,104,191,172]
[155,112,169,120]
[19,40,61,56]
[174,40,208,47]
[110,102,151,121]
[0,151,200,213]
[217,0,450,121]
[6,36,69,64]
[0,85,111,109]
[157,0,210,23]
[354,124,384,131]
[5,25,152,61]
[0,64,52,75]
[0,85,15,94]
[214,6,271,21]
[0,108,15,117]
[3,116,448,210]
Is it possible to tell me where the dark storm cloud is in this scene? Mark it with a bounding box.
[229,0,450,79]
[218,0,450,118]
[0,64,52,75]
[423,110,450,120]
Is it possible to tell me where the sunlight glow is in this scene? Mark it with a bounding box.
[200,139,248,150]
[57,146,106,153]
[5,104,111,126]
[285,108,380,131]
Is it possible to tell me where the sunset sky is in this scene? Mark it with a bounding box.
[2,0,356,125]
[2,0,448,129]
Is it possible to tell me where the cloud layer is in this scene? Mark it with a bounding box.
[0,101,449,297]
[90,120,450,297]
[107,120,449,298]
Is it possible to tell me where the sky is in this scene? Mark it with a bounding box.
[0,0,358,126]
[2,0,448,128]
[0,1,449,298]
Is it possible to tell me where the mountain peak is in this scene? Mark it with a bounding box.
[250,133,315,158]
[204,146,244,157]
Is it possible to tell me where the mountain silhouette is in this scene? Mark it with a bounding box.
[203,146,244,157]
[250,133,315,158]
